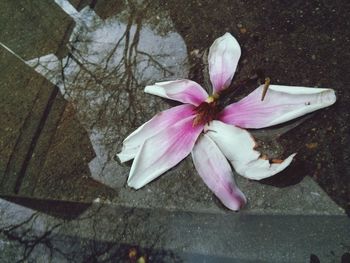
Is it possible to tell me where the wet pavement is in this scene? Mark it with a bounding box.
[0,0,349,262]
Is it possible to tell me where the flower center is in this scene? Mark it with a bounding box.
[193,94,220,126]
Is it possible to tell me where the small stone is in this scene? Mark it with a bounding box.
[93,197,101,203]
[128,248,137,260]
[240,28,247,34]
[190,49,200,58]
[306,142,318,149]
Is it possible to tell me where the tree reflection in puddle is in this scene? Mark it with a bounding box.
[27,0,189,190]
[0,198,184,262]
[20,0,347,214]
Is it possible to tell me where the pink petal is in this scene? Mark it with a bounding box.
[220,85,336,129]
[191,134,247,211]
[208,33,241,93]
[206,121,296,180]
[127,116,204,189]
[145,79,208,106]
[117,104,195,162]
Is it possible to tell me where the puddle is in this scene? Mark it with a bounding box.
[0,0,349,261]
[0,0,349,213]
[27,1,188,188]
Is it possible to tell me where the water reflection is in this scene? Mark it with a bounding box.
[1,197,349,262]
[21,0,347,214]
[27,1,189,191]
[0,198,184,262]
[0,0,349,260]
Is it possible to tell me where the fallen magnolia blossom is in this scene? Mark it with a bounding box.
[117,33,336,211]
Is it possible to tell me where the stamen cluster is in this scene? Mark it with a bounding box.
[193,96,220,126]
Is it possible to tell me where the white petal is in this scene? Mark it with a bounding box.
[206,121,296,180]
[208,32,241,93]
[192,135,247,210]
[145,79,208,106]
[220,85,336,128]
[117,104,195,162]
[127,116,203,189]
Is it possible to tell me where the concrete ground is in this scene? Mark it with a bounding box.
[0,0,349,262]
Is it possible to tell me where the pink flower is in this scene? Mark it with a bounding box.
[117,33,336,211]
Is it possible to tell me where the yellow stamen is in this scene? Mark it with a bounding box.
[261,77,270,101]
[212,92,220,100]
[205,93,219,103]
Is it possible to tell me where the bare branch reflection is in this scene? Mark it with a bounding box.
[27,1,189,193]
[0,198,184,262]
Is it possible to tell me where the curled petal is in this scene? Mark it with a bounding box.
[145,79,208,106]
[220,85,336,129]
[117,104,195,162]
[192,134,247,211]
[206,121,296,180]
[128,116,204,189]
[208,32,241,93]
[239,154,296,180]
